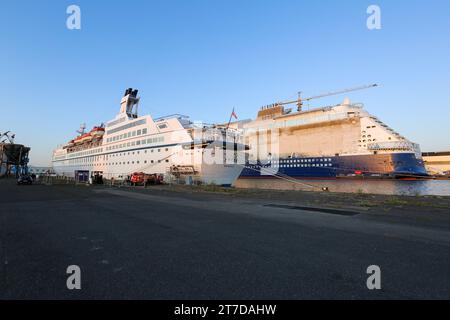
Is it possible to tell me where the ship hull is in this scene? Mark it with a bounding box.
[240,153,429,179]
[52,143,245,187]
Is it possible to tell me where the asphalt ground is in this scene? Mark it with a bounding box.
[1,179,450,299]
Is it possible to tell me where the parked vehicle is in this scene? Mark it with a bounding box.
[130,172,164,186]
[17,175,33,185]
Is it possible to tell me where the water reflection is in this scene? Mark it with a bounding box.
[235,179,450,196]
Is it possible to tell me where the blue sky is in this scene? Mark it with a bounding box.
[1,0,449,166]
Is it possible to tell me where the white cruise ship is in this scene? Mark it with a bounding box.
[52,88,246,186]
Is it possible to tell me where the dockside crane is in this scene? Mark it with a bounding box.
[273,84,379,112]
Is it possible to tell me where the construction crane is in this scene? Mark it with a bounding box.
[274,84,378,112]
[0,131,15,144]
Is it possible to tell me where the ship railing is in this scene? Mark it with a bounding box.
[66,140,103,154]
[281,112,351,129]
[188,127,243,144]
[245,112,352,132]
[154,114,190,122]
[367,141,416,152]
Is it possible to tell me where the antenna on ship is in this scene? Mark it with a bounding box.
[297,91,302,111]
[279,84,379,112]
[76,123,86,136]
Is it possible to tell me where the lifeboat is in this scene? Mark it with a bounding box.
[63,140,75,149]
[70,124,104,146]
[79,133,93,143]
[90,126,105,139]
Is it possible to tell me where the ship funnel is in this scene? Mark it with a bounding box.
[120,88,140,118]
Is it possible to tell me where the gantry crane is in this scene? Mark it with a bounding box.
[275,84,378,112]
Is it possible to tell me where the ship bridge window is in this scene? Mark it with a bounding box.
[158,123,168,130]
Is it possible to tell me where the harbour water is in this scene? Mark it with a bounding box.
[235,179,450,196]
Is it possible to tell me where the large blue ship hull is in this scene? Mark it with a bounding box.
[240,153,428,179]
